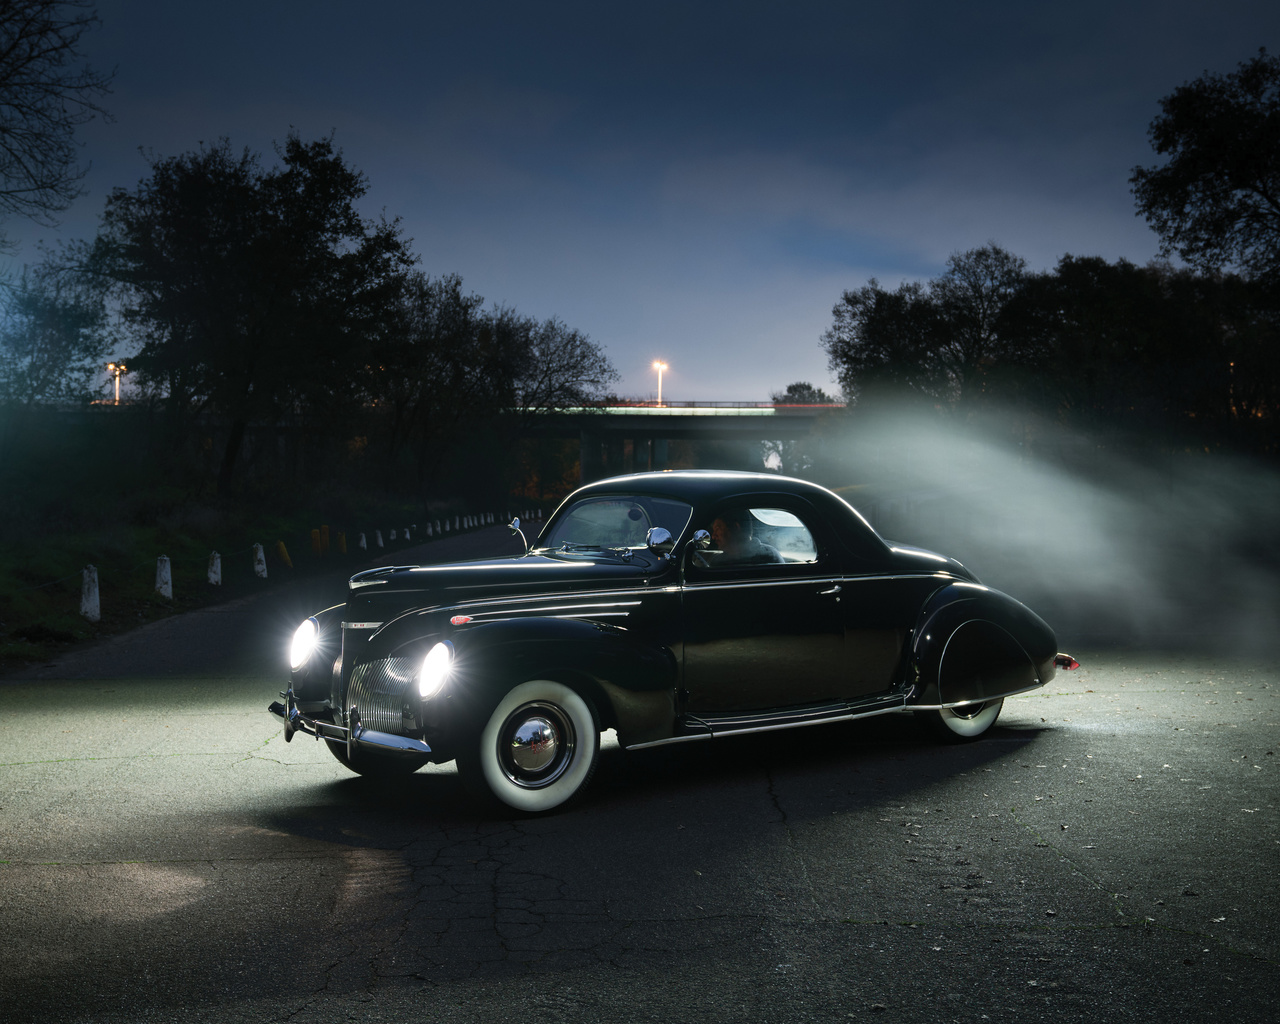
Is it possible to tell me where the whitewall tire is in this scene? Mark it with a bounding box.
[466,680,600,813]
[921,698,1004,741]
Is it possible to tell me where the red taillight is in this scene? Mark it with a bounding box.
[1054,653,1080,671]
[450,615,472,625]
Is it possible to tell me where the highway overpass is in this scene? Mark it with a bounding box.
[527,402,844,481]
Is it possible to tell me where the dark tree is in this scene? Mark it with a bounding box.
[89,135,413,492]
[821,279,951,406]
[0,249,107,403]
[0,1,112,240]
[370,271,487,482]
[0,250,110,465]
[504,311,618,420]
[998,255,1254,436]
[1131,50,1280,283]
[764,382,838,476]
[368,273,617,494]
[770,381,836,405]
[931,243,1028,404]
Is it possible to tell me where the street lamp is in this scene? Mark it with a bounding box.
[652,360,668,406]
[106,362,128,405]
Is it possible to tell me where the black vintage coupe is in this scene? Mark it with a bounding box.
[271,471,1074,812]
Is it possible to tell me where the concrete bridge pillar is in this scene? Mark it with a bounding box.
[580,428,605,483]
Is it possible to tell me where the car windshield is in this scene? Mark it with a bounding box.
[541,496,694,552]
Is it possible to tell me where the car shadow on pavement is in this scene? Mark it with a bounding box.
[266,713,1050,848]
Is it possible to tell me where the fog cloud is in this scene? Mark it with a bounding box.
[832,410,1280,655]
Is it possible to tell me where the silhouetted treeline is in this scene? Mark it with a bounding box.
[0,135,617,521]
[822,245,1280,456]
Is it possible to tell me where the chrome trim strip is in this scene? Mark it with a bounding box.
[914,679,1045,710]
[451,589,665,612]
[623,698,907,750]
[369,587,670,637]
[622,732,712,750]
[682,577,844,593]
[690,702,850,730]
[342,621,383,630]
[458,600,643,621]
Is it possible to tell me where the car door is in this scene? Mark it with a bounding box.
[679,502,858,713]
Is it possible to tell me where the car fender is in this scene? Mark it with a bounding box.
[909,583,1058,707]
[288,603,344,709]
[401,616,679,744]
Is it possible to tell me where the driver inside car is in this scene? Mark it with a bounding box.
[708,509,783,565]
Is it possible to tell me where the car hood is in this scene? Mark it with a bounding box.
[348,553,666,613]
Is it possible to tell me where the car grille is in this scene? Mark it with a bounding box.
[346,657,416,734]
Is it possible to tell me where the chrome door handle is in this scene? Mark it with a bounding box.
[819,584,842,596]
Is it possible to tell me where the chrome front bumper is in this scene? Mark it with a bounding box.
[268,688,433,758]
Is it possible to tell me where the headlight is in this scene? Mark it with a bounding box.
[289,617,319,670]
[419,641,453,699]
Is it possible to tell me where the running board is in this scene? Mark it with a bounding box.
[624,695,907,750]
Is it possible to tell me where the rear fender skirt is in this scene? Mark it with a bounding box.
[909,584,1058,706]
[935,619,1038,706]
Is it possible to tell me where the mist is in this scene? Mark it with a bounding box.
[826,410,1280,656]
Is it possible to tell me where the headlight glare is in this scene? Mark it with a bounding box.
[419,641,453,699]
[289,617,319,670]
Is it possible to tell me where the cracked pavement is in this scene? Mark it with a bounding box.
[1,538,1278,1021]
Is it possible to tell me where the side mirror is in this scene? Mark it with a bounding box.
[508,517,528,552]
[646,526,674,557]
[691,529,711,550]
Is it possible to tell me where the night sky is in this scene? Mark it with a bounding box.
[5,0,1277,401]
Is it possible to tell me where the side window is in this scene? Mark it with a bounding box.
[695,507,819,568]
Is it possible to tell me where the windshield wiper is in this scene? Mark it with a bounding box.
[552,542,637,562]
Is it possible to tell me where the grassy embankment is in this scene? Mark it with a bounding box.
[0,487,436,674]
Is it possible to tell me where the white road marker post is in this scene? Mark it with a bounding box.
[208,551,222,586]
[253,543,268,578]
[80,565,100,623]
[155,555,173,600]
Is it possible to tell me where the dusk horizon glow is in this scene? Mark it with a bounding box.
[3,0,1276,402]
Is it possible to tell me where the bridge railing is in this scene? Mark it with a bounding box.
[574,400,847,413]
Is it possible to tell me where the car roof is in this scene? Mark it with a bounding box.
[561,471,890,561]
[570,469,837,503]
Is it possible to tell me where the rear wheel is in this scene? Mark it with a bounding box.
[918,698,1004,742]
[458,680,600,813]
[325,738,429,777]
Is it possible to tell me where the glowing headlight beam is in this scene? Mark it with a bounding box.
[289,617,319,670]
[419,641,454,699]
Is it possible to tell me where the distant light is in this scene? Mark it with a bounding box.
[652,360,668,406]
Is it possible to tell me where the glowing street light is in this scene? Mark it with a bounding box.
[652,360,668,406]
[106,362,128,405]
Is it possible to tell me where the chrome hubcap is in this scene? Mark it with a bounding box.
[498,702,575,788]
[510,716,558,772]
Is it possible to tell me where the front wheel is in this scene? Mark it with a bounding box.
[459,680,600,814]
[918,698,1004,742]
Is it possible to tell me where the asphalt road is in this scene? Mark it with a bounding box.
[1,528,1277,1023]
